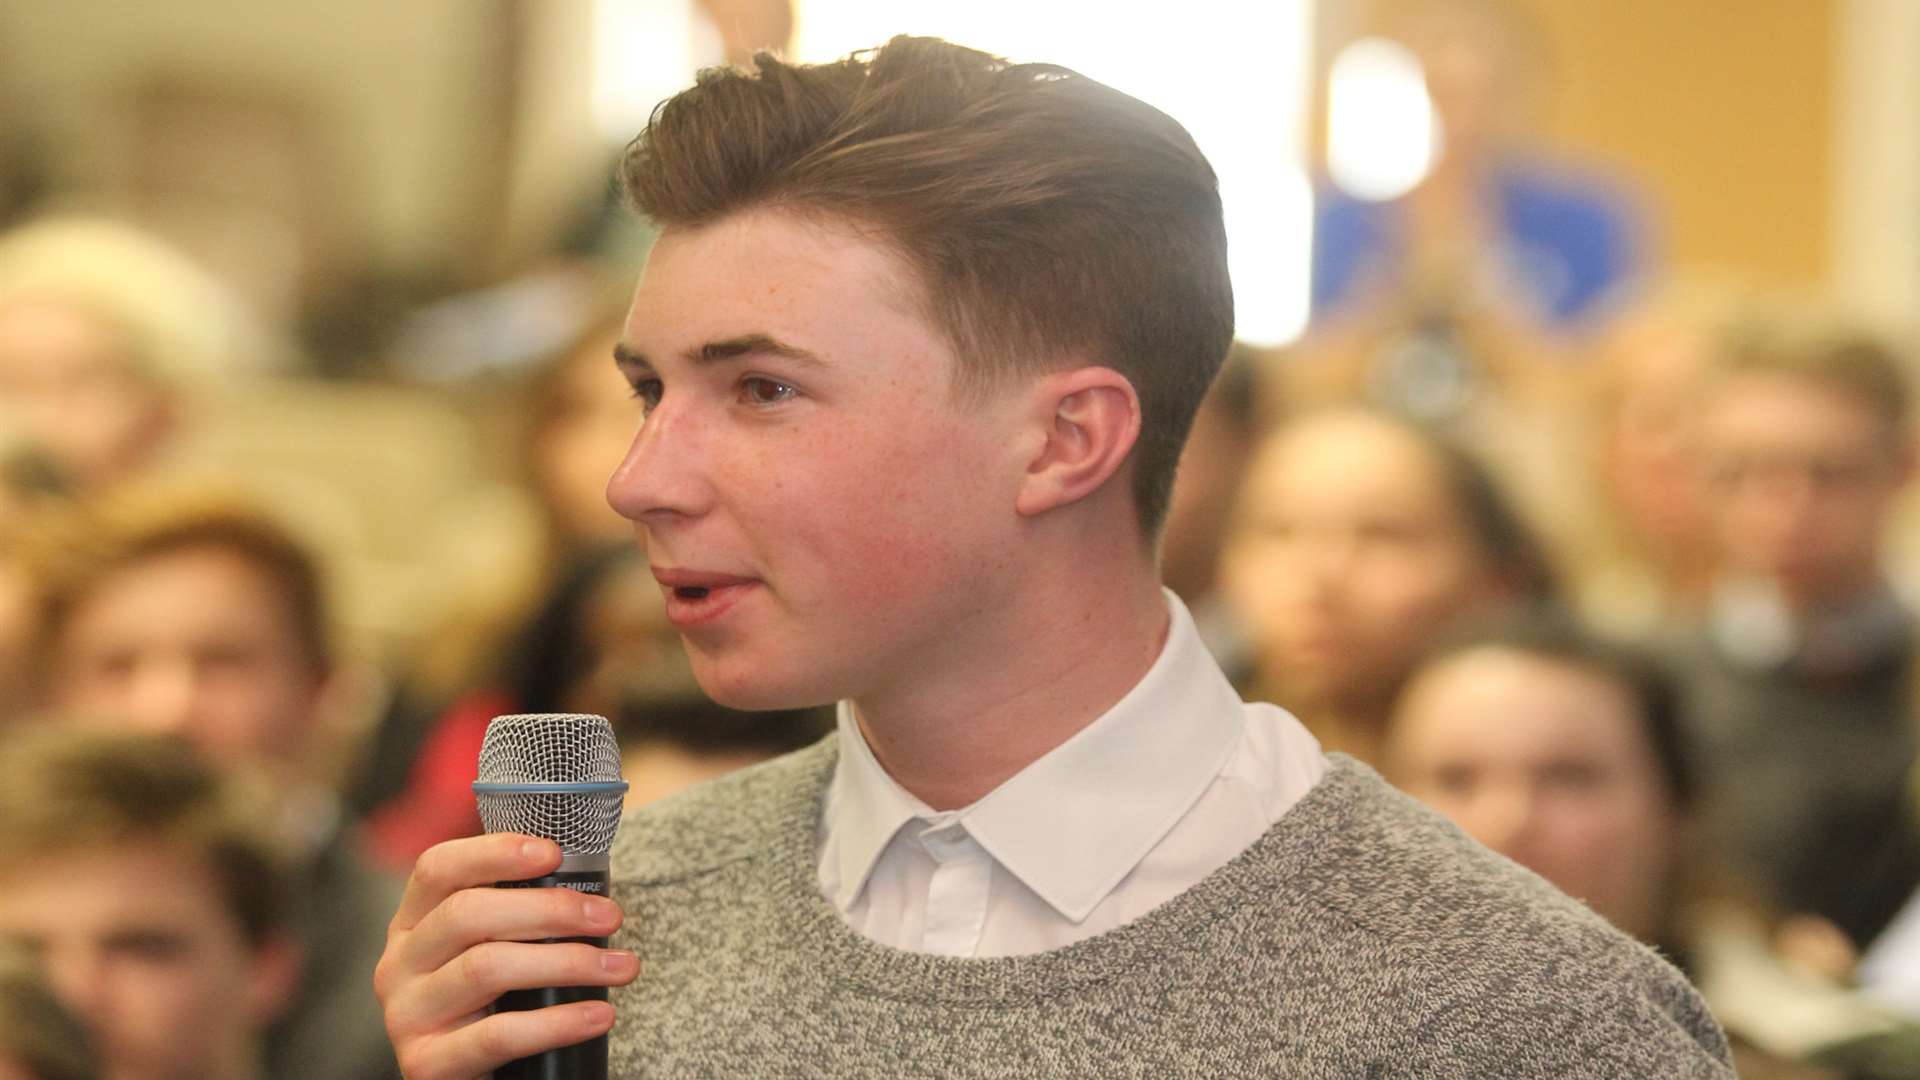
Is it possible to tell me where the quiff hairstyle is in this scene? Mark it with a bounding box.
[622,35,1235,537]
[25,487,333,679]
[0,726,293,947]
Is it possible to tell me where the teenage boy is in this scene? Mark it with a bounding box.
[27,489,401,1080]
[376,37,1732,1078]
[0,727,301,1080]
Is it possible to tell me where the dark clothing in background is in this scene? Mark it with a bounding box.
[266,830,403,1080]
[1668,605,1920,948]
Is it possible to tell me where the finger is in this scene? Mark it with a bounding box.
[394,834,562,931]
[394,941,639,1034]
[399,1000,616,1080]
[398,886,625,981]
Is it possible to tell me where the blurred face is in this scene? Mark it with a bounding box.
[1603,325,1711,553]
[607,208,1024,710]
[535,327,647,545]
[50,547,324,767]
[1220,413,1503,713]
[1386,648,1678,941]
[1698,373,1909,608]
[0,298,170,491]
[0,845,291,1080]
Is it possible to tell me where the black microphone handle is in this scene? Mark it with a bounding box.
[492,865,614,1080]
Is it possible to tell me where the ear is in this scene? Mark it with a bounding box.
[1014,367,1142,519]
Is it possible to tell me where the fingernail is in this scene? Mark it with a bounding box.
[584,898,618,925]
[521,839,551,862]
[601,950,636,973]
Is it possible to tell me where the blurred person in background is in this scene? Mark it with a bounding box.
[0,217,277,500]
[1571,285,1735,637]
[1672,304,1920,958]
[20,487,400,1080]
[1217,406,1556,764]
[0,727,299,1080]
[0,942,96,1080]
[1381,617,1861,1080]
[1384,617,1695,950]
[1311,0,1646,339]
[1158,346,1270,670]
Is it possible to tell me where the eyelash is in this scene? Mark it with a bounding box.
[626,376,797,414]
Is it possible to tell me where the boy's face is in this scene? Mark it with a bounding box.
[608,208,1027,710]
[51,546,325,768]
[1698,372,1910,607]
[0,298,170,490]
[0,844,293,1080]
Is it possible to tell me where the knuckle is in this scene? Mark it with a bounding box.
[459,942,503,989]
[474,1015,517,1062]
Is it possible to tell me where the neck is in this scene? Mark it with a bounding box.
[849,543,1169,810]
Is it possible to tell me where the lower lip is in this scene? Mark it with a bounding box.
[663,582,757,628]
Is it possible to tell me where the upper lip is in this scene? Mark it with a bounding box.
[651,566,758,589]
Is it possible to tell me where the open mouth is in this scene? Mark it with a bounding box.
[674,586,711,600]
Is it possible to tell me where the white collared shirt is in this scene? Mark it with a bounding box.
[817,590,1329,957]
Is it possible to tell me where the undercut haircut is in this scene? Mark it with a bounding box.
[623,35,1235,537]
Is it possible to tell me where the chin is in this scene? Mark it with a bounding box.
[689,658,837,713]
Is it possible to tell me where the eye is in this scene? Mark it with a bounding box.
[739,376,797,407]
[628,378,663,414]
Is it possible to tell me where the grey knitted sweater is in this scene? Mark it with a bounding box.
[607,740,1733,1077]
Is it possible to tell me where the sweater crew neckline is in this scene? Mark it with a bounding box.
[758,738,1360,1006]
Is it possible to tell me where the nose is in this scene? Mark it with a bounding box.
[606,403,709,524]
[1468,782,1541,862]
[122,657,202,738]
[43,942,109,1025]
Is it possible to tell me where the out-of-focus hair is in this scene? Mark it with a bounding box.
[1703,302,1913,437]
[1399,613,1696,810]
[0,215,283,387]
[0,942,98,1080]
[622,35,1234,536]
[0,726,293,948]
[24,486,332,677]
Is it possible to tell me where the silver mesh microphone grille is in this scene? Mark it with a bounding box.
[474,713,626,855]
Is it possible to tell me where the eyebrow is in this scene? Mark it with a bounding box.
[613,334,825,372]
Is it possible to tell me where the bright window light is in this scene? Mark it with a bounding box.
[592,0,722,142]
[1325,36,1439,202]
[790,2,1316,347]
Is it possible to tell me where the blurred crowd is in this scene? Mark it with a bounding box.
[0,1,1918,1078]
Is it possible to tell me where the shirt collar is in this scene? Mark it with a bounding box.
[822,589,1246,923]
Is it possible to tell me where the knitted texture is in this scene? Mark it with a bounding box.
[608,741,1733,1078]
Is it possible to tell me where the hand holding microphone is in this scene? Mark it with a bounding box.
[374,714,635,1080]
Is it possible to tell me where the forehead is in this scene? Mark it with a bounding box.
[623,208,937,364]
[0,845,234,931]
[1246,414,1450,510]
[1400,649,1642,753]
[1703,371,1894,442]
[67,545,296,638]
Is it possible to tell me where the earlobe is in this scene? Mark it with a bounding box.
[1014,368,1142,518]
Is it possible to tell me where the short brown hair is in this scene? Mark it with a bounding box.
[623,36,1235,536]
[26,487,333,678]
[1705,304,1913,439]
[0,726,293,947]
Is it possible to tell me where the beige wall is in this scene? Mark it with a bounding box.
[1511,0,1837,289]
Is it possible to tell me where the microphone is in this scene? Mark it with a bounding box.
[473,713,629,1080]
